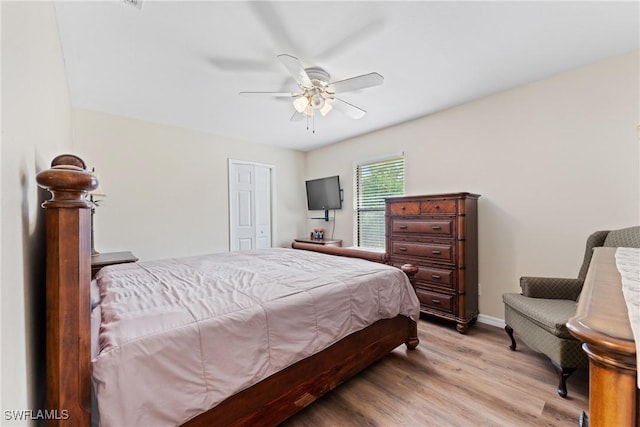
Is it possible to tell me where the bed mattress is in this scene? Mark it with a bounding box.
[91,248,419,426]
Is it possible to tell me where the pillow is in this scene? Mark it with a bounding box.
[90,279,101,310]
[91,304,102,359]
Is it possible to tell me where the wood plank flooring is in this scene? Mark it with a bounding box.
[282,318,588,427]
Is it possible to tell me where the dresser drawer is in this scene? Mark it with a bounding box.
[416,266,454,288]
[415,288,454,313]
[391,241,453,263]
[391,219,453,236]
[420,199,457,214]
[388,201,419,215]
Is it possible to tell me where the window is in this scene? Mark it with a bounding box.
[354,156,405,249]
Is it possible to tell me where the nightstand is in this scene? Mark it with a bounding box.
[293,238,342,247]
[91,251,138,278]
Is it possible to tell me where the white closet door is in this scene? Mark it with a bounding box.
[229,161,273,251]
[254,165,272,249]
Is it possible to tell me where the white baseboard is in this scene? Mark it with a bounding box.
[477,314,505,328]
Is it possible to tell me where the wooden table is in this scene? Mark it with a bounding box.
[567,247,638,427]
[91,251,138,277]
[294,238,342,247]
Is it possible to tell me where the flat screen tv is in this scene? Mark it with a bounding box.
[306,175,342,220]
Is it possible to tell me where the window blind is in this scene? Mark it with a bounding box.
[354,157,404,249]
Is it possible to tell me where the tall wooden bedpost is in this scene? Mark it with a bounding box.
[401,264,419,349]
[36,155,97,426]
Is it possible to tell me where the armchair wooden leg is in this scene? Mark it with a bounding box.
[551,361,576,398]
[579,411,589,427]
[505,325,517,351]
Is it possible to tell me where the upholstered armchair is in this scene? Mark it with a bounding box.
[502,226,640,397]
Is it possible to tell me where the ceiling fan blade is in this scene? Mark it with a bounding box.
[332,97,366,119]
[239,91,296,97]
[277,54,312,88]
[314,19,385,61]
[249,3,304,59]
[207,56,269,72]
[328,72,384,94]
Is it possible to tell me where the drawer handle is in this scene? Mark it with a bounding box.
[434,205,440,209]
[432,250,441,255]
[432,274,441,279]
[401,206,406,210]
[432,299,441,304]
[399,225,408,230]
[399,247,407,252]
[431,225,442,230]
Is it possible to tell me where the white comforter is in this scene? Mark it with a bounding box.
[92,248,419,427]
[615,247,640,388]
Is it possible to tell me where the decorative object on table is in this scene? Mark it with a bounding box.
[313,228,325,240]
[89,168,106,257]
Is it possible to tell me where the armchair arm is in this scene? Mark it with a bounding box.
[519,276,583,300]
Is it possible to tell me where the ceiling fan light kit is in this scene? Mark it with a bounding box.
[293,96,309,113]
[239,54,383,131]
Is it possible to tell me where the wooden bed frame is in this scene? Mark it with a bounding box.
[36,154,419,426]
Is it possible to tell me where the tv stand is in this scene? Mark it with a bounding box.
[294,238,342,247]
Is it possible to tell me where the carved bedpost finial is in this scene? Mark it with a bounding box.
[401,264,419,286]
[36,156,97,208]
[51,153,86,169]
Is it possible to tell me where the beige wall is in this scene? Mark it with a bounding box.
[1,2,73,424]
[305,50,639,320]
[71,110,307,261]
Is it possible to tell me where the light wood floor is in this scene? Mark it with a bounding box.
[282,318,588,427]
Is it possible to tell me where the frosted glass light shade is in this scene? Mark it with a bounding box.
[293,96,309,113]
[320,101,333,116]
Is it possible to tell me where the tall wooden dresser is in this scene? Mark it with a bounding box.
[385,193,480,333]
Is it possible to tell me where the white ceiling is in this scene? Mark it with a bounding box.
[55,1,639,152]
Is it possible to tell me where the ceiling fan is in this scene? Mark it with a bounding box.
[240,54,383,122]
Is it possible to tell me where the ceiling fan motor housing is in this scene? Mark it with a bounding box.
[303,67,331,111]
[305,67,330,86]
